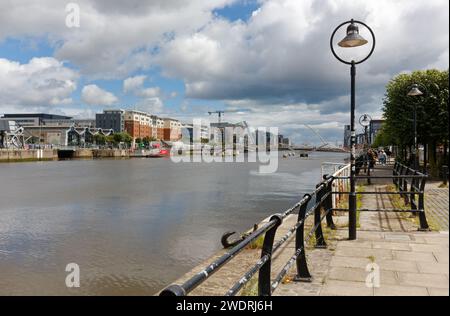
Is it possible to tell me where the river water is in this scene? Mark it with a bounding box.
[0,152,346,295]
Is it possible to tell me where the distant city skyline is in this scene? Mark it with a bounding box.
[0,0,448,145]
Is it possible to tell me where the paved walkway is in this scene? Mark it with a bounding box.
[425,182,449,231]
[276,167,449,296]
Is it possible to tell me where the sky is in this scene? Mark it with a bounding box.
[0,0,448,145]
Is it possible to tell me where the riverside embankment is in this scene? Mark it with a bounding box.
[0,148,129,162]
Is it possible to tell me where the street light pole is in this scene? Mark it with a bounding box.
[331,19,375,240]
[407,83,427,171]
[360,114,372,183]
[413,103,418,170]
[349,61,357,239]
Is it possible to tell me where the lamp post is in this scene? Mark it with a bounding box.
[359,114,372,184]
[359,114,372,148]
[331,19,375,240]
[407,83,426,171]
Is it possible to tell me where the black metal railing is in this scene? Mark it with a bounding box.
[160,175,335,296]
[160,162,430,296]
[333,161,429,230]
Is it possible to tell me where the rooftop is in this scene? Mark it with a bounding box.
[2,113,72,120]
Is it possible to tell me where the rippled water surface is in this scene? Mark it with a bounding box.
[0,152,345,295]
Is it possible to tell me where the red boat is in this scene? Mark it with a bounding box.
[146,148,170,158]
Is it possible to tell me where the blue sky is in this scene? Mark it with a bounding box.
[0,1,259,115]
[0,0,448,145]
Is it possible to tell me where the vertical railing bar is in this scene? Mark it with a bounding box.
[418,174,430,231]
[294,194,312,282]
[314,182,327,249]
[258,214,283,296]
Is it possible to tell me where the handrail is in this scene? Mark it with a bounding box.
[160,162,430,296]
[160,175,335,296]
[393,161,429,230]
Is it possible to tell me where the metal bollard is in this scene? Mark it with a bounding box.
[443,165,448,186]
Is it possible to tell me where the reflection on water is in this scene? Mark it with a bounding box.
[0,152,345,295]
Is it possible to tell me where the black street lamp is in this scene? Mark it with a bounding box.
[359,114,372,148]
[407,83,426,171]
[331,19,375,240]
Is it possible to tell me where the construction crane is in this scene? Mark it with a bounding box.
[208,110,226,124]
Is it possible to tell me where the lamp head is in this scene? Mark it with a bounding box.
[407,84,424,96]
[338,20,369,48]
[360,114,371,127]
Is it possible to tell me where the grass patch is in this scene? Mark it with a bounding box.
[240,276,258,296]
[336,185,364,228]
[247,235,265,250]
[385,185,439,231]
[356,185,364,228]
[306,223,336,249]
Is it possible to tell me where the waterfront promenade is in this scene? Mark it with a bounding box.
[165,166,449,296]
[278,167,449,296]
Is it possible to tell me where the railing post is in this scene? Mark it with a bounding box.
[410,171,418,218]
[443,165,448,186]
[159,284,186,296]
[258,214,283,296]
[403,167,410,205]
[393,162,398,188]
[418,176,430,231]
[294,194,312,282]
[324,175,336,229]
[399,164,405,195]
[315,183,327,249]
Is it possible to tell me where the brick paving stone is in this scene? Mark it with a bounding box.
[320,280,373,296]
[393,250,438,263]
[327,267,398,285]
[371,241,412,251]
[433,252,449,264]
[427,288,449,296]
[374,284,429,296]
[334,247,394,260]
[416,262,449,275]
[397,272,449,289]
[329,256,371,269]
[377,259,420,273]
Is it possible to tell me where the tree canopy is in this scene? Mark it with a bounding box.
[383,69,449,148]
[382,69,449,173]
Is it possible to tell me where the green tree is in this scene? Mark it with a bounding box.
[383,69,449,175]
[94,134,107,145]
[142,136,156,147]
[371,126,392,148]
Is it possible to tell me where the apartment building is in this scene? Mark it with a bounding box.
[162,118,182,141]
[151,115,165,140]
[124,110,153,139]
[96,109,125,133]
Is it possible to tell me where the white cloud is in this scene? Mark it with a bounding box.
[0,0,238,78]
[123,75,147,93]
[123,75,161,98]
[158,0,449,104]
[136,97,164,114]
[81,84,118,106]
[0,57,78,108]
[140,87,161,98]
